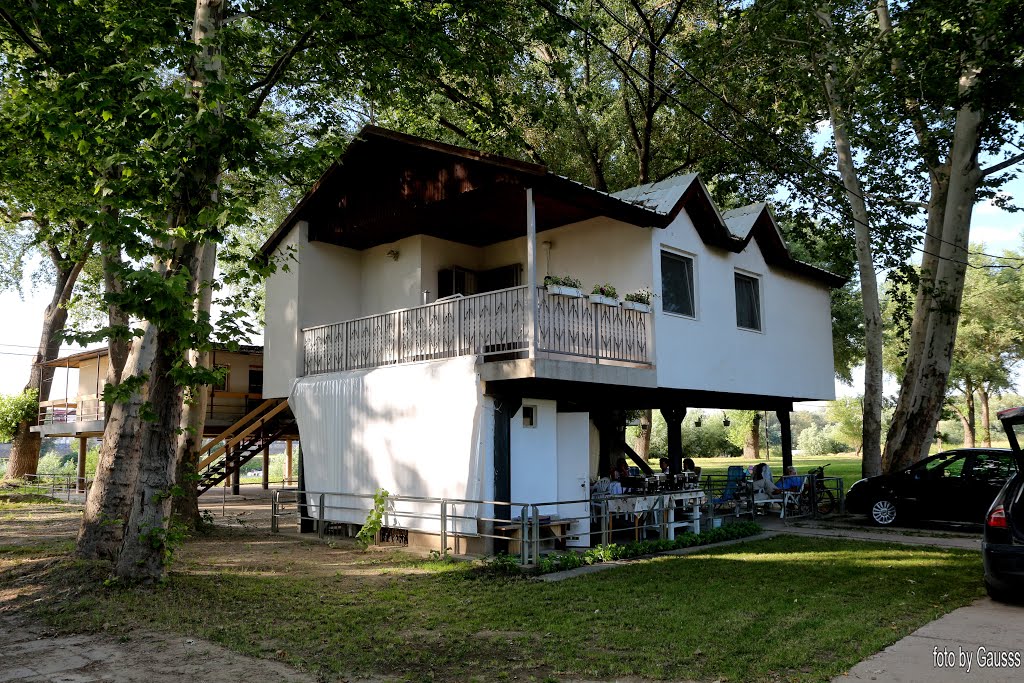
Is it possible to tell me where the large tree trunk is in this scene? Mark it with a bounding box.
[4,247,86,481]
[814,6,883,479]
[979,384,992,447]
[744,413,761,459]
[102,244,131,403]
[76,323,158,560]
[173,241,217,529]
[115,303,195,582]
[633,409,652,462]
[951,402,975,448]
[883,61,983,472]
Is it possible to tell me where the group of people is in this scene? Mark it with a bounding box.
[750,463,802,499]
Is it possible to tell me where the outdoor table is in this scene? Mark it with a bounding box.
[598,489,706,540]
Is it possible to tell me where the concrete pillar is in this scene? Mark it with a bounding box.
[661,407,687,474]
[77,437,88,493]
[777,409,793,471]
[262,442,270,490]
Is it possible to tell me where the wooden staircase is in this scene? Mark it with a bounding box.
[196,398,294,493]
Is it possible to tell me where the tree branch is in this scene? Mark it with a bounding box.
[0,7,46,57]
[247,21,320,118]
[981,152,1024,178]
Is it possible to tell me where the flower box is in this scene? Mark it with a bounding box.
[588,294,620,307]
[621,300,651,313]
[546,284,584,298]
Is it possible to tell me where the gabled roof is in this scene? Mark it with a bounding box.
[262,126,846,288]
[260,126,663,254]
[39,344,264,368]
[612,174,698,215]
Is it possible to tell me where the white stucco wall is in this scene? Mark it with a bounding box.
[289,356,486,533]
[264,224,302,397]
[510,399,558,505]
[482,217,653,296]
[652,210,835,400]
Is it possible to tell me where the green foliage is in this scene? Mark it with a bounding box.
[356,488,390,550]
[543,274,582,289]
[643,410,742,458]
[0,390,38,442]
[624,289,651,305]
[798,425,851,456]
[590,283,618,299]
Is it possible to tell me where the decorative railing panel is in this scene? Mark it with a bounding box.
[302,285,650,376]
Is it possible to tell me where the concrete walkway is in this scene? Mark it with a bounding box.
[834,598,1024,682]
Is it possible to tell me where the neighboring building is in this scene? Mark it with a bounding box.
[32,345,297,491]
[261,126,844,546]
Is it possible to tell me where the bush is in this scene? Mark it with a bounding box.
[797,425,850,455]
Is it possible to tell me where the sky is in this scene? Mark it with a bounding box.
[2,171,1022,408]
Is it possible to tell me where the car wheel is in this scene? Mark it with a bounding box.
[985,580,1021,604]
[870,497,898,525]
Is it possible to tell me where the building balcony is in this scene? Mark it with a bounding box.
[301,285,652,377]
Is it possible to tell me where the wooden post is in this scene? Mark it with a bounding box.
[777,409,793,471]
[77,437,87,493]
[262,442,270,490]
[285,439,293,485]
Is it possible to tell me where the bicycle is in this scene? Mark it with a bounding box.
[798,464,837,516]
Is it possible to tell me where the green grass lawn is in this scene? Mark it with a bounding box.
[26,535,984,682]
[686,453,864,488]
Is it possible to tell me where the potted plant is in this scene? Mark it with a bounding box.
[543,274,584,298]
[622,289,652,313]
[588,283,619,306]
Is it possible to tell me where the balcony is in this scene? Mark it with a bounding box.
[301,286,652,377]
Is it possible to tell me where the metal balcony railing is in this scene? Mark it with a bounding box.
[301,286,651,376]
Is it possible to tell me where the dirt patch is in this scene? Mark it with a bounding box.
[0,493,65,504]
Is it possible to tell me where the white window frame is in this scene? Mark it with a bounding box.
[659,246,698,320]
[734,269,764,333]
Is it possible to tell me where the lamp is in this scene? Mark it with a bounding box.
[722,411,730,427]
[386,248,400,261]
[694,416,702,428]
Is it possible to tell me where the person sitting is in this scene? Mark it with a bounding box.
[608,467,624,495]
[683,457,702,479]
[776,466,803,492]
[660,457,670,474]
[751,462,780,499]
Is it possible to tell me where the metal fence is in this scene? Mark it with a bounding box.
[301,286,652,377]
[21,473,92,500]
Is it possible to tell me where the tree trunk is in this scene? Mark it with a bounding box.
[814,6,883,479]
[883,60,984,472]
[102,244,131,408]
[4,248,86,481]
[952,404,973,448]
[744,414,761,459]
[979,385,992,447]
[173,241,217,529]
[634,409,652,461]
[115,310,195,582]
[964,377,976,448]
[76,323,158,560]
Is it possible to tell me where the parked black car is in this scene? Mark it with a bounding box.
[983,407,1024,601]
[846,447,1019,526]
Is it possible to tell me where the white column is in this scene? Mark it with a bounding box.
[526,188,537,359]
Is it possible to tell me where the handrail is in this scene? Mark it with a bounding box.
[197,398,277,458]
[197,399,289,470]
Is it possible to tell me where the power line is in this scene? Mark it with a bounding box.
[536,0,1023,271]
[590,0,1024,267]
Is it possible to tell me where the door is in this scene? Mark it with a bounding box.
[961,451,1018,523]
[911,450,970,521]
[247,367,263,414]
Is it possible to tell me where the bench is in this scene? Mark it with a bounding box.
[494,518,572,555]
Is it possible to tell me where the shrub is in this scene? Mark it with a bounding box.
[797,425,851,455]
[590,283,618,299]
[543,274,582,289]
[624,289,651,305]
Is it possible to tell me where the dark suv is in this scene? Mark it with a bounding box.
[846,448,1018,526]
[983,407,1024,601]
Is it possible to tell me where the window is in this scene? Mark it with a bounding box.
[966,452,1017,482]
[661,251,695,317]
[522,405,536,428]
[735,273,762,331]
[213,364,230,392]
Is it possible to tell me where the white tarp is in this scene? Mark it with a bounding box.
[289,356,485,534]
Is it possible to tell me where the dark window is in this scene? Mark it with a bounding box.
[966,452,1017,482]
[522,405,536,428]
[661,251,695,317]
[735,273,761,330]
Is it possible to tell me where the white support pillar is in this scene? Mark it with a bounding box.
[526,187,537,359]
